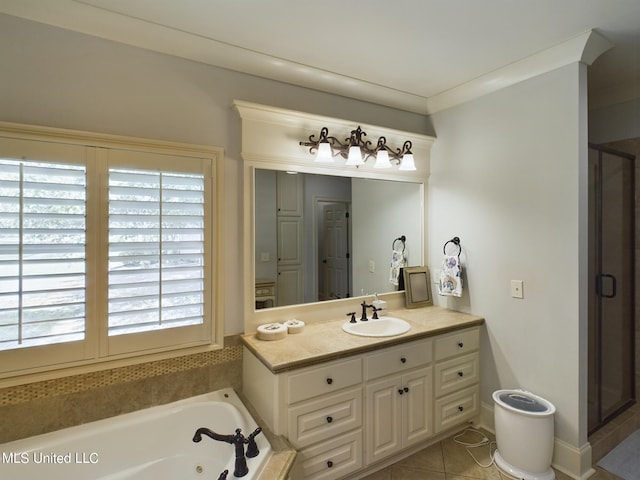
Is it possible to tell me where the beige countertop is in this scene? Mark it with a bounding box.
[242,306,484,373]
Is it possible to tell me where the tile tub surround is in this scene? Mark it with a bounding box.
[242,306,484,372]
[0,337,243,443]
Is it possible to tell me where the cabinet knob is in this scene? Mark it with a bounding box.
[398,389,404,395]
[458,405,464,412]
[327,461,334,468]
[326,377,333,385]
[457,342,464,348]
[400,357,407,363]
[404,387,409,393]
[326,416,333,423]
[458,371,464,377]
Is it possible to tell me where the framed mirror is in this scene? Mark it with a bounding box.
[234,99,435,332]
[253,168,424,310]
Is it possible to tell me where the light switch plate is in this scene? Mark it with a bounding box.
[511,280,524,298]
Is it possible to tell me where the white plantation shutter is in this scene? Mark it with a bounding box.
[0,159,86,350]
[108,168,205,336]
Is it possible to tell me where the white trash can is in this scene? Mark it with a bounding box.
[493,389,556,480]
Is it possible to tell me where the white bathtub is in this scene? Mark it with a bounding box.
[0,388,272,480]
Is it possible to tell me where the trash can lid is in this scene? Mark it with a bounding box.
[493,389,556,415]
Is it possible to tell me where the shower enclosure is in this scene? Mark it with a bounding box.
[588,144,636,434]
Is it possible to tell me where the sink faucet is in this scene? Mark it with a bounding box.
[193,427,262,478]
[360,300,372,321]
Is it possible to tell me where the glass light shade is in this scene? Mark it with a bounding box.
[374,149,392,169]
[398,153,416,171]
[315,142,334,163]
[345,145,364,166]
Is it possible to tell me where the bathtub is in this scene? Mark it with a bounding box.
[0,388,272,480]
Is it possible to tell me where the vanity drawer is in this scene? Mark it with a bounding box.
[434,385,480,433]
[434,327,479,361]
[287,357,362,404]
[288,386,362,448]
[365,338,432,381]
[295,429,363,480]
[435,352,479,397]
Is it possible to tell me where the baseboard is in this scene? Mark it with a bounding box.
[478,401,595,480]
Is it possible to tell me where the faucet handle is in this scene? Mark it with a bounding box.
[245,427,262,458]
[346,312,357,323]
[371,306,380,320]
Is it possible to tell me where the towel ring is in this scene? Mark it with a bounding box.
[393,235,406,253]
[443,236,461,258]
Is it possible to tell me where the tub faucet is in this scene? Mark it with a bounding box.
[193,427,262,478]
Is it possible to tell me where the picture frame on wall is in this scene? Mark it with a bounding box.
[403,266,433,308]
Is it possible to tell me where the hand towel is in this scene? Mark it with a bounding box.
[438,255,463,297]
[389,248,407,286]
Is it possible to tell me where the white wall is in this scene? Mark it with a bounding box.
[0,14,430,335]
[428,63,589,454]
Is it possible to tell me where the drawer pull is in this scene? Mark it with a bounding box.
[457,342,464,348]
[326,416,333,423]
[400,357,407,363]
[458,405,464,412]
[327,460,334,468]
[326,377,333,385]
[458,371,464,377]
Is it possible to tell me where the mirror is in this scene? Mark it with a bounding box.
[254,169,423,310]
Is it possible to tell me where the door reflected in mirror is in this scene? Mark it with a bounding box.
[254,169,423,310]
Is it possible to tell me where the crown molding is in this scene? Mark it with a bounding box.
[425,30,613,115]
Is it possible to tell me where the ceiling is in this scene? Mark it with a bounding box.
[2,0,639,114]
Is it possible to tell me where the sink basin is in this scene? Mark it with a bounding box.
[342,316,411,337]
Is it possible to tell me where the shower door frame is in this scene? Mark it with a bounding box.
[588,143,636,435]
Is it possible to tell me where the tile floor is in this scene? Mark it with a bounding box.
[360,429,622,480]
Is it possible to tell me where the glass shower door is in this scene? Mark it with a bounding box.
[588,145,636,434]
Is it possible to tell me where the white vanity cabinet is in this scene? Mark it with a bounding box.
[364,339,433,464]
[433,327,481,432]
[243,352,364,480]
[242,324,481,480]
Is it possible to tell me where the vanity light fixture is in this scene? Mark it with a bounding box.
[299,126,416,171]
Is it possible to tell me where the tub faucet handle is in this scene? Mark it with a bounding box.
[217,469,229,480]
[246,427,262,458]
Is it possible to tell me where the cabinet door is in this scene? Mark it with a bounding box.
[402,367,433,446]
[365,376,402,464]
[276,171,303,216]
[277,217,302,264]
[277,265,303,306]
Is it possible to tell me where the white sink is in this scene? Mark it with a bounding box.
[342,316,411,337]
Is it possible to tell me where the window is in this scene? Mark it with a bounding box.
[0,159,87,350]
[108,168,205,336]
[0,127,221,378]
